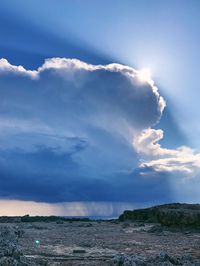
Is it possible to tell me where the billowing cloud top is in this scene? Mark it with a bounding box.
[0,57,199,207]
[0,58,165,130]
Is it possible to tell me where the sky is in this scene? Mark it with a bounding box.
[0,0,200,216]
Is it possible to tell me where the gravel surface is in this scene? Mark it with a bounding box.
[0,221,199,265]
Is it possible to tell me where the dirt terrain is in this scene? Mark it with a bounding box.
[0,221,200,265]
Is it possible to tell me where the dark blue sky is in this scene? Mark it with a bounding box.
[0,0,199,215]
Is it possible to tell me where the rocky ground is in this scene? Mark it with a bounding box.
[0,221,199,265]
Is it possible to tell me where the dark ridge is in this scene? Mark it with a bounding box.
[118,203,200,228]
[0,215,91,223]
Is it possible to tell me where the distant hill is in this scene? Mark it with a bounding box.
[119,203,200,228]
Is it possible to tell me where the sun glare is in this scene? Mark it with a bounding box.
[137,68,151,83]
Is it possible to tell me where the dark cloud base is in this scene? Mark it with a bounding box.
[0,146,172,203]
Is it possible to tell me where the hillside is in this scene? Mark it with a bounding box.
[119,203,200,228]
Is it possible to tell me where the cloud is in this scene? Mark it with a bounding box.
[0,58,37,78]
[0,57,165,148]
[0,57,167,204]
[0,58,165,127]
[0,58,200,206]
[134,128,200,175]
[1,57,199,207]
[3,58,200,203]
[0,144,173,204]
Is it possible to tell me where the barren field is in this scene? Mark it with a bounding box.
[1,221,200,265]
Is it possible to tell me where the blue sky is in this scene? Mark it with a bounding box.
[0,0,199,216]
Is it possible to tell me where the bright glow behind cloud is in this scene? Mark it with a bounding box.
[137,68,152,83]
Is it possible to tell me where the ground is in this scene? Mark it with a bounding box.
[1,221,199,265]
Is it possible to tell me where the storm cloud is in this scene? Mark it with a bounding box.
[0,57,199,210]
[0,57,168,204]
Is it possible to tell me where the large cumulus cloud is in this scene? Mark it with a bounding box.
[0,57,167,204]
[1,57,199,207]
